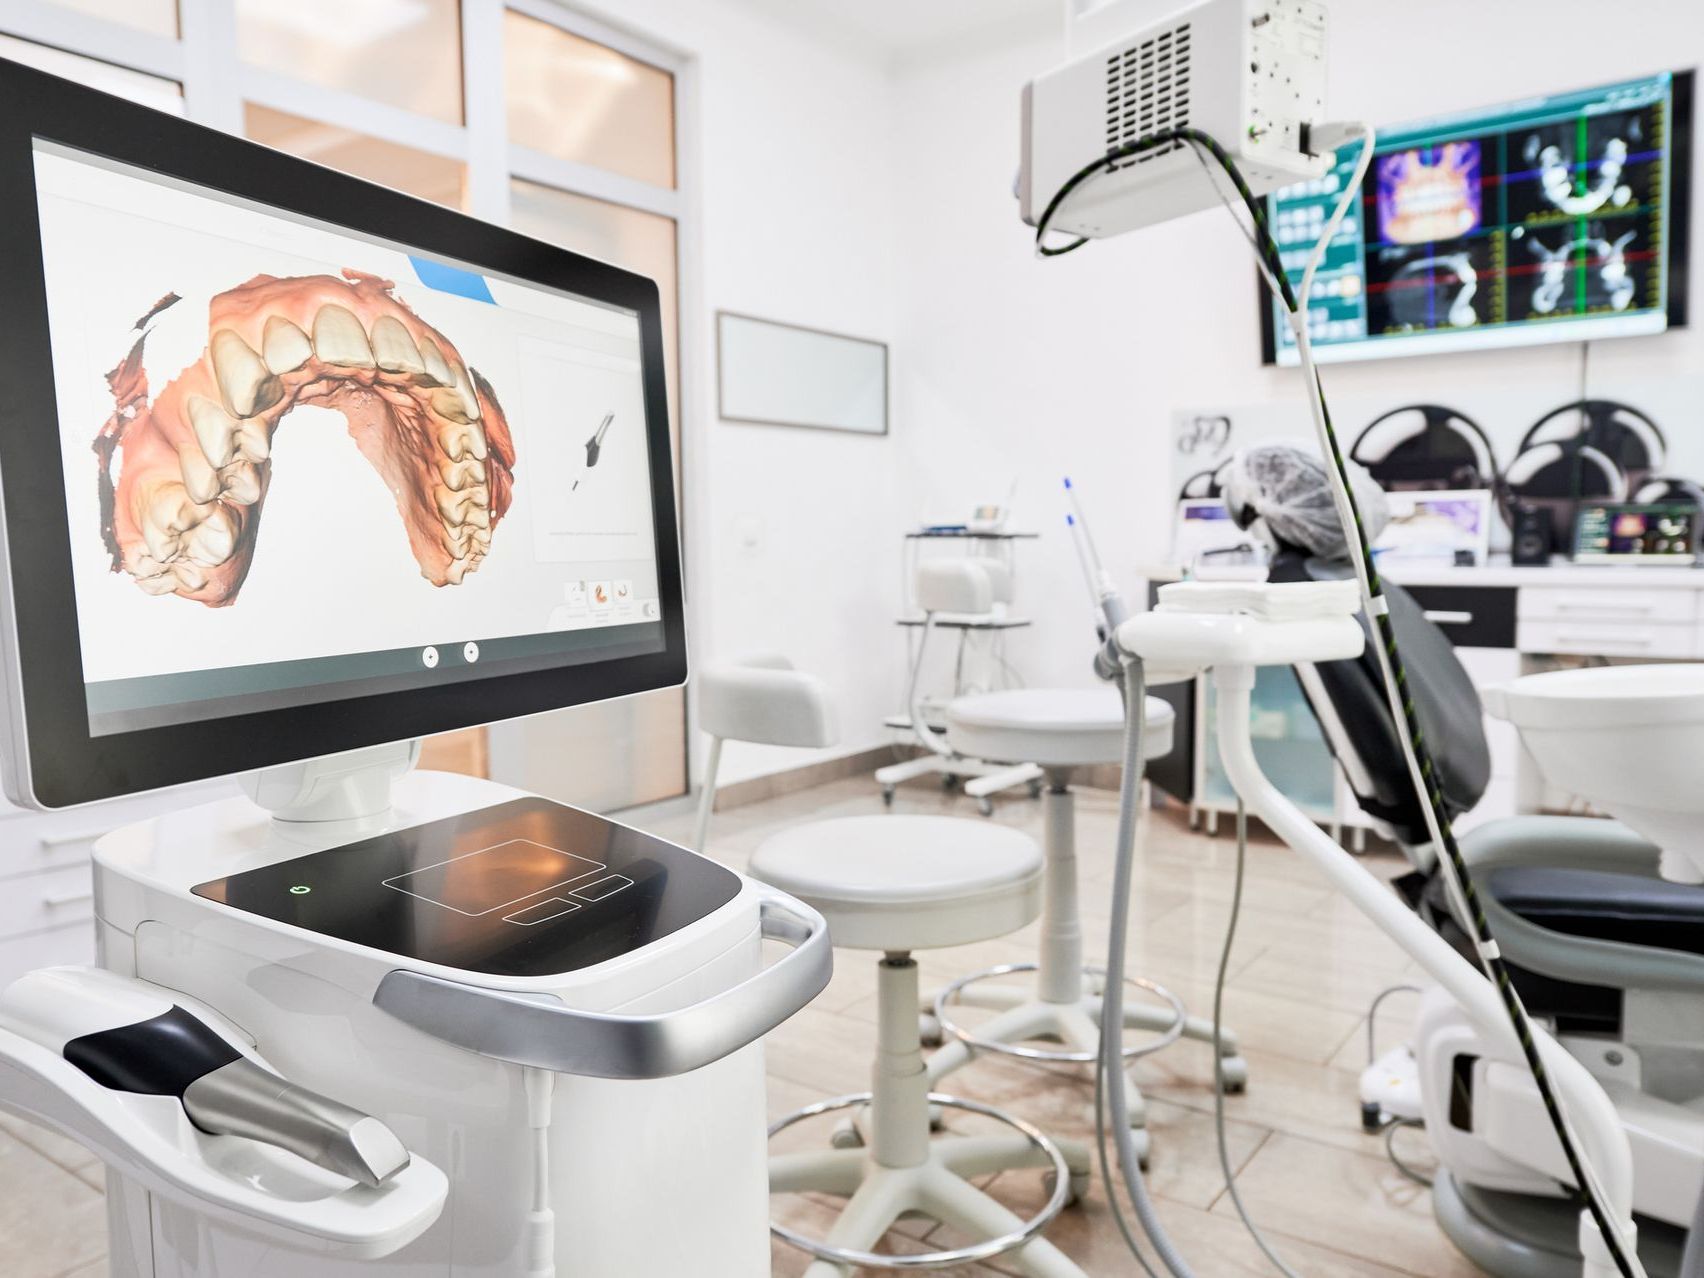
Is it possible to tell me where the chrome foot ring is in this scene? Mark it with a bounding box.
[767,1091,1070,1269]
[933,962,1187,1064]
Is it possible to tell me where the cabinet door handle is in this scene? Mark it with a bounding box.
[1555,602,1654,615]
[1423,610,1474,625]
[1557,634,1654,648]
[42,890,93,909]
[38,832,100,851]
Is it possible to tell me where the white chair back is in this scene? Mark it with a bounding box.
[693,653,839,852]
[914,559,993,616]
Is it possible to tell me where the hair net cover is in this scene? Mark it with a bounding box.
[1219,444,1389,560]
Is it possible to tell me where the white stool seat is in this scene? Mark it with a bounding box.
[945,688,1175,768]
[749,815,1042,951]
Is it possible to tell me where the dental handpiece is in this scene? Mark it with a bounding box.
[0,967,409,1188]
[1063,478,1131,680]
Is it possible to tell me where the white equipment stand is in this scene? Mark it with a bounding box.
[0,748,830,1278]
[1117,581,1640,1278]
[878,549,1046,814]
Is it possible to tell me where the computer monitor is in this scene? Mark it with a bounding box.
[1260,71,1693,365]
[1571,502,1699,566]
[0,61,686,809]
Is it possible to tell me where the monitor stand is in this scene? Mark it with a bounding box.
[240,740,422,824]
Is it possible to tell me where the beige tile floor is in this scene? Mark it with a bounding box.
[647,774,1482,1278]
[0,774,1481,1277]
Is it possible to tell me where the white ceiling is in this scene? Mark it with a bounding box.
[730,0,1060,63]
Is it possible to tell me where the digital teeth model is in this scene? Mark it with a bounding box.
[93,269,517,605]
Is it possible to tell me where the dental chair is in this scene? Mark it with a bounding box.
[1224,448,1704,1277]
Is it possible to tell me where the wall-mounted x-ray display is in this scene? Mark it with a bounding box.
[1262,72,1693,365]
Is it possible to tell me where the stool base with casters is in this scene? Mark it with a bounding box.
[920,729,1251,1156]
[768,954,1089,1278]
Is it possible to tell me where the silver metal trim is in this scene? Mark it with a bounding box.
[933,962,1186,1063]
[370,886,831,1078]
[767,1092,1070,1269]
[181,1057,410,1188]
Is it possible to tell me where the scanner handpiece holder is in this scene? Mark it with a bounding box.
[0,967,446,1257]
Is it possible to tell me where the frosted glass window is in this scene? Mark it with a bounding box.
[245,105,468,210]
[504,12,675,189]
[236,0,464,124]
[42,0,176,37]
[0,34,182,112]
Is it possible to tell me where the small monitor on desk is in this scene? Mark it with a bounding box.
[1572,502,1699,566]
[0,60,686,807]
[1376,489,1492,567]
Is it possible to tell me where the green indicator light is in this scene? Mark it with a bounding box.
[289,885,311,895]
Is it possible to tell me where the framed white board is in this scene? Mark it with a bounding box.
[717,311,888,435]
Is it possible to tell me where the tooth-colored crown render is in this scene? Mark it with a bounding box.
[93,268,518,606]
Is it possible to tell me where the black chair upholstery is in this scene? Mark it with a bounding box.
[1268,548,1490,845]
[1269,545,1704,1023]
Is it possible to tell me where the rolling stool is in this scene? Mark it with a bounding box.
[753,815,1090,1278]
[926,687,1250,1161]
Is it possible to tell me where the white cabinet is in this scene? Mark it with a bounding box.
[0,782,233,987]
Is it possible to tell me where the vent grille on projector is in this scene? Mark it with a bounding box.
[1105,22,1192,171]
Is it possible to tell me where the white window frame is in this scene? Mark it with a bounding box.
[0,0,704,801]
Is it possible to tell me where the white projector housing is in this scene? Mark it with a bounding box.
[1020,0,1332,237]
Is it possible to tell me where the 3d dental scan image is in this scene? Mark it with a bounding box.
[95,269,518,605]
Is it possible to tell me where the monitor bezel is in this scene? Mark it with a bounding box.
[0,59,688,809]
[1257,68,1696,365]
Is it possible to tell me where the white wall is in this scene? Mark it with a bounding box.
[886,0,1704,694]
[576,0,909,785]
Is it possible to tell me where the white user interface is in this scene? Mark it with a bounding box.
[32,141,667,735]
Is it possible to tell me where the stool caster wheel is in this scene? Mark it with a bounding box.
[977,797,994,817]
[880,786,896,808]
[919,1012,943,1047]
[1217,1056,1250,1095]
[1027,778,1044,799]
[941,773,960,792]
[829,1118,865,1150]
[1044,1168,1093,1209]
[928,1103,945,1131]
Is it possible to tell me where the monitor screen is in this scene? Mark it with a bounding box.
[1261,71,1693,365]
[38,143,664,738]
[1572,502,1699,564]
[0,61,685,807]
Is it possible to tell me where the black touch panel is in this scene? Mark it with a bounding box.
[193,798,741,978]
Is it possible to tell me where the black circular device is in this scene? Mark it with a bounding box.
[1178,469,1222,500]
[1350,404,1497,491]
[1633,476,1704,510]
[1500,399,1666,551]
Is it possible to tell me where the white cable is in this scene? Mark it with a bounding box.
[1286,123,1644,1277]
[523,1067,557,1278]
